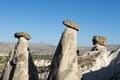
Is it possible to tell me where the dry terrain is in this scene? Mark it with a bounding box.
[0,42,120,56]
[0,42,120,79]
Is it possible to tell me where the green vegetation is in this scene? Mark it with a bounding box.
[0,56,8,64]
[32,55,53,60]
[0,56,7,79]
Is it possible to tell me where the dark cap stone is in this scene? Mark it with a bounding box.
[14,32,31,40]
[92,36,107,46]
[63,20,80,31]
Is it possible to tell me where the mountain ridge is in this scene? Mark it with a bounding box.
[0,42,120,56]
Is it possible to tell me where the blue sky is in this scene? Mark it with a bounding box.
[0,0,120,46]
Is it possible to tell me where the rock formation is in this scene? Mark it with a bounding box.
[47,20,81,80]
[77,36,120,80]
[91,36,107,51]
[81,48,120,80]
[1,32,38,80]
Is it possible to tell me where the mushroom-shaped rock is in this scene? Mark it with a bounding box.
[63,20,80,31]
[14,32,31,40]
[47,20,81,80]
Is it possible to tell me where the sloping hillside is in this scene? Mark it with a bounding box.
[0,42,56,56]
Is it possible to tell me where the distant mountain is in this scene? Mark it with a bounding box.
[29,43,56,55]
[0,42,120,56]
[0,42,56,56]
[0,42,16,54]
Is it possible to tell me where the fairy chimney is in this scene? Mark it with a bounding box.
[47,20,81,80]
[1,32,38,80]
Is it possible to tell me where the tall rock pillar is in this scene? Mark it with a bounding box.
[1,32,38,80]
[47,20,81,80]
[12,32,31,80]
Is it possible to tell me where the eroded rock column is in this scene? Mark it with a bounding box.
[1,32,38,80]
[47,20,81,80]
[12,32,31,80]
